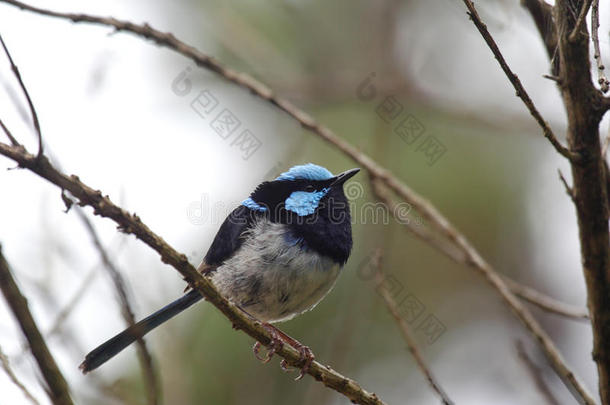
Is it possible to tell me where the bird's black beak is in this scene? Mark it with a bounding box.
[331,168,360,187]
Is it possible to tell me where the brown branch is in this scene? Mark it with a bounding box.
[591,0,609,93]
[568,0,593,42]
[0,245,74,405]
[0,0,580,169]
[502,277,589,321]
[0,118,20,146]
[372,177,589,321]
[516,341,561,405]
[46,264,98,340]
[461,0,578,162]
[1,26,157,398]
[72,205,159,405]
[0,33,43,157]
[45,238,127,344]
[0,344,40,405]
[0,141,384,405]
[558,169,577,204]
[369,174,596,403]
[0,1,594,401]
[371,250,454,405]
[555,0,610,402]
[2,25,157,399]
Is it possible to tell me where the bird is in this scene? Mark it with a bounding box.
[79,163,360,378]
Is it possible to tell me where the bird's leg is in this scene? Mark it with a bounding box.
[252,323,315,380]
[265,325,315,381]
[252,323,284,363]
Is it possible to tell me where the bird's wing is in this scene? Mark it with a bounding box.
[203,204,258,267]
[185,205,256,293]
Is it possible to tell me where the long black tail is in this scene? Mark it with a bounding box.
[80,290,203,373]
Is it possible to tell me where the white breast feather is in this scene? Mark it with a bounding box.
[210,218,341,323]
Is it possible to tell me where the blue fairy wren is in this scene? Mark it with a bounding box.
[80,163,359,377]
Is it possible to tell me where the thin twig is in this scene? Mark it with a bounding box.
[461,0,578,162]
[557,169,577,204]
[0,141,385,405]
[73,206,159,405]
[369,177,595,404]
[370,178,588,322]
[516,341,561,405]
[542,74,561,83]
[1,28,157,396]
[0,33,43,156]
[568,0,593,42]
[371,250,454,405]
[45,234,128,344]
[0,0,579,169]
[0,118,20,146]
[591,0,609,93]
[0,2,593,401]
[502,277,588,321]
[46,265,98,339]
[0,244,74,405]
[0,344,41,405]
[1,37,157,396]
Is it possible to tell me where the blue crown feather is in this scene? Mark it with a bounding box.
[275,163,333,181]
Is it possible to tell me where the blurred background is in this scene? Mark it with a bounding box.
[1,0,609,404]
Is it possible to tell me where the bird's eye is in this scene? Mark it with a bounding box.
[305,185,315,192]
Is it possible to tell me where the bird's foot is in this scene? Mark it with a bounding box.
[252,324,284,364]
[280,344,314,381]
[252,323,315,380]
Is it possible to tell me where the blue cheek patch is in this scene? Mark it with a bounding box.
[284,188,329,216]
[241,197,267,212]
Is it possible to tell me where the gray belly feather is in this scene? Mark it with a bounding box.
[210,219,341,323]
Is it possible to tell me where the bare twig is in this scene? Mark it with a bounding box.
[0,1,594,401]
[554,0,610,401]
[0,344,41,405]
[371,177,589,322]
[0,244,74,405]
[568,0,593,42]
[557,169,577,204]
[0,141,384,405]
[369,176,595,404]
[542,74,561,83]
[1,31,158,397]
[46,265,98,339]
[371,250,454,405]
[502,277,588,321]
[0,33,43,156]
[591,0,609,93]
[0,118,20,146]
[461,0,578,162]
[1,28,157,400]
[516,341,561,405]
[45,235,128,345]
[73,206,159,405]
[0,0,579,168]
